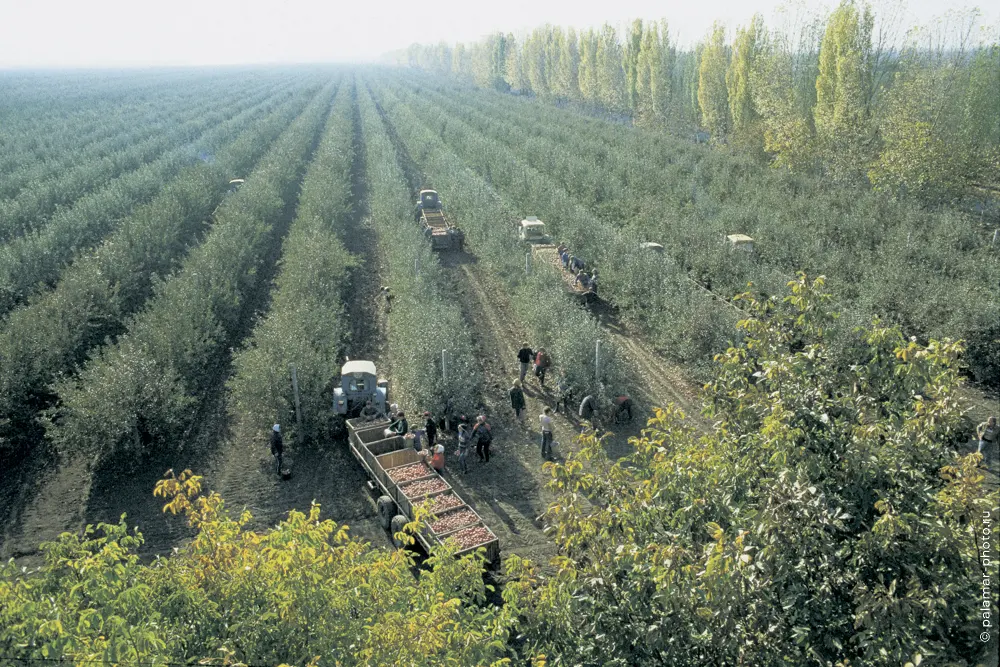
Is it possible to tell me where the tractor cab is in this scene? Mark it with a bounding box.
[333,360,388,417]
[418,189,441,211]
[725,234,755,253]
[640,242,665,254]
[519,216,549,242]
[228,178,245,194]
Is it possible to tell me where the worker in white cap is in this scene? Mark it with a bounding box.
[269,424,283,475]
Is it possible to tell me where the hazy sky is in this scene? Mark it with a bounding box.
[0,0,994,68]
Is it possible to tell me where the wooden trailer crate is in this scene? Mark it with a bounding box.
[372,445,420,496]
[396,475,452,518]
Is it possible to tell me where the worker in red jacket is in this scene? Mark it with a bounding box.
[534,347,552,387]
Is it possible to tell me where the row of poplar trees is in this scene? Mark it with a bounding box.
[397,1,1000,202]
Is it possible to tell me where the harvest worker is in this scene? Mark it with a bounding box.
[534,348,552,387]
[269,424,284,476]
[555,373,574,414]
[385,411,408,438]
[509,379,526,421]
[359,400,378,422]
[560,248,570,270]
[579,394,597,428]
[613,394,633,423]
[472,415,493,463]
[978,416,997,455]
[540,407,554,461]
[517,343,534,384]
[423,411,437,447]
[430,441,446,472]
[456,423,471,474]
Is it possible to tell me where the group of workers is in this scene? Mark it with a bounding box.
[513,342,632,462]
[557,243,598,293]
[367,403,493,475]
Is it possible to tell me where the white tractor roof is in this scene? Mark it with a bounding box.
[419,189,438,195]
[726,234,754,244]
[342,360,377,377]
[640,242,664,250]
[521,219,545,227]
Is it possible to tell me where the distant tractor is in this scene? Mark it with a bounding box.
[333,360,388,419]
[640,242,665,254]
[725,234,755,253]
[521,216,597,304]
[228,178,245,193]
[415,189,464,251]
[519,216,550,243]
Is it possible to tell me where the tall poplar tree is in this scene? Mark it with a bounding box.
[727,14,766,148]
[623,19,644,112]
[814,1,875,176]
[596,24,626,112]
[698,23,730,140]
[504,34,529,93]
[578,29,600,104]
[561,27,581,100]
[635,23,659,120]
[655,21,675,119]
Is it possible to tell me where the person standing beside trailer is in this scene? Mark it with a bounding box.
[269,424,284,476]
[509,379,526,421]
[517,343,534,384]
[579,394,597,430]
[472,415,493,463]
[423,411,437,447]
[430,440,446,472]
[539,407,554,461]
[978,416,997,456]
[456,423,471,474]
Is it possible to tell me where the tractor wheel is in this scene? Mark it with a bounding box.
[390,514,408,548]
[377,496,395,530]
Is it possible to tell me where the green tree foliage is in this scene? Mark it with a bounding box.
[751,34,817,169]
[596,24,626,112]
[0,470,514,666]
[634,22,673,123]
[623,19,644,112]
[523,28,551,99]
[503,34,528,93]
[815,0,876,178]
[697,23,730,141]
[0,89,310,454]
[555,27,580,101]
[358,85,483,419]
[43,86,335,466]
[870,39,1000,202]
[471,33,509,91]
[726,14,767,150]
[451,43,472,79]
[226,86,357,445]
[578,29,600,105]
[507,275,997,665]
[368,80,628,400]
